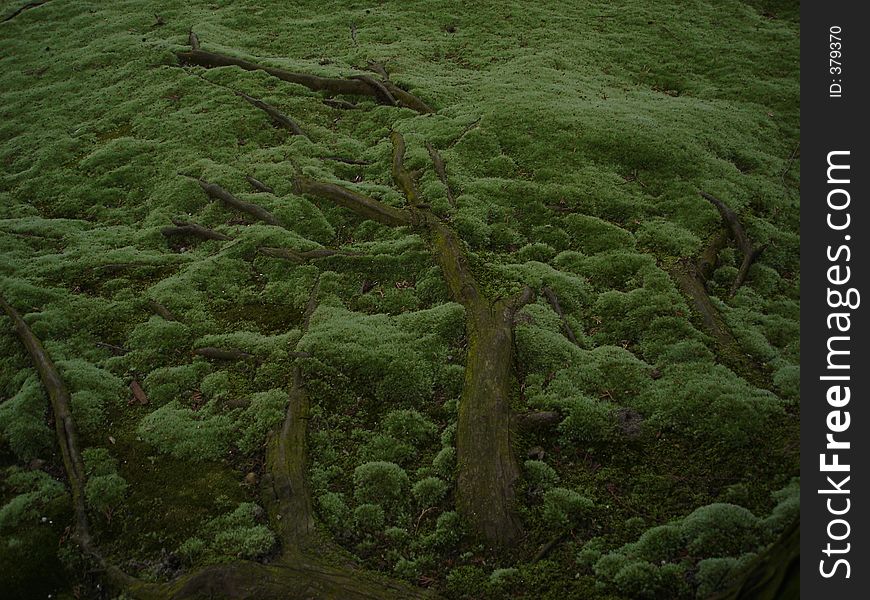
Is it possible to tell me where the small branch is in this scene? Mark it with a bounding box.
[294,176,413,227]
[699,192,765,296]
[2,1,48,23]
[542,286,579,345]
[193,347,256,361]
[161,219,232,241]
[190,177,280,226]
[426,141,455,207]
[390,131,422,206]
[176,42,433,113]
[246,175,274,194]
[507,285,535,315]
[95,341,127,355]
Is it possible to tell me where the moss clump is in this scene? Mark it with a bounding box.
[411,476,449,508]
[540,488,593,530]
[353,461,410,509]
[177,503,275,564]
[0,374,51,461]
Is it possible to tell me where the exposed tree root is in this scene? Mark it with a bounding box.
[542,286,579,345]
[515,410,561,430]
[323,155,370,165]
[176,40,433,113]
[2,287,435,599]
[425,141,455,206]
[295,132,532,545]
[236,91,306,136]
[532,532,567,563]
[668,244,768,388]
[2,0,48,23]
[711,517,798,600]
[700,192,765,296]
[0,294,137,589]
[188,176,280,226]
[294,177,413,227]
[161,218,233,241]
[390,131,422,206]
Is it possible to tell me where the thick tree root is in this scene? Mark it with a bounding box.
[0,295,137,589]
[2,287,435,599]
[668,251,768,388]
[176,43,433,113]
[542,286,579,345]
[189,176,280,226]
[161,219,232,241]
[700,192,765,296]
[295,133,530,545]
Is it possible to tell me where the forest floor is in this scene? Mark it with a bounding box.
[1,1,799,598]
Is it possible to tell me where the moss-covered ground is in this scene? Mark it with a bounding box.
[1,1,799,598]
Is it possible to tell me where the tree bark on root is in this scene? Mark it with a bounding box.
[295,132,529,545]
[176,45,433,114]
[189,177,280,226]
[235,91,306,136]
[2,291,436,599]
[668,249,768,388]
[699,192,765,296]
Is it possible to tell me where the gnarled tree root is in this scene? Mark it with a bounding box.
[294,132,531,545]
[187,176,280,226]
[700,192,766,296]
[176,42,433,114]
[668,244,769,388]
[2,288,435,599]
[2,0,48,23]
[0,294,137,589]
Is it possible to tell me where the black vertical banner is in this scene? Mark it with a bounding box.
[801,2,869,597]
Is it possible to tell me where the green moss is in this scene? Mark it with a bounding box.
[353,461,410,509]
[540,488,593,530]
[177,502,275,563]
[411,477,449,507]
